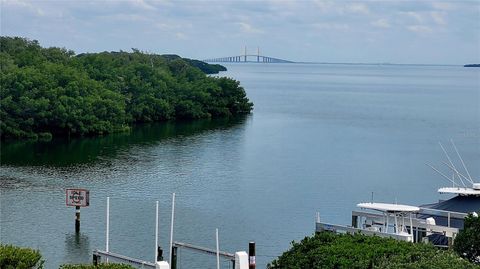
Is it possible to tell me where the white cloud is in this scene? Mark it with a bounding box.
[371,18,390,28]
[431,2,455,11]
[402,11,424,23]
[431,11,447,25]
[312,23,349,31]
[2,0,44,16]
[312,1,370,15]
[313,0,335,13]
[345,3,370,15]
[175,32,188,40]
[407,25,432,33]
[126,0,156,11]
[237,22,263,34]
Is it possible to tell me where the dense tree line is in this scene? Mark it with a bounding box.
[268,232,479,269]
[0,36,252,139]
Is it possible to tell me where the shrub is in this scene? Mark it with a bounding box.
[454,213,480,264]
[0,244,44,269]
[268,232,478,269]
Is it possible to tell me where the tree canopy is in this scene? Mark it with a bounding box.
[454,213,480,264]
[0,36,252,139]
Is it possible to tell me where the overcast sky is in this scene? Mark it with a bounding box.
[1,0,479,64]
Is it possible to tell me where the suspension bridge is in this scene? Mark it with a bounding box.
[204,47,294,63]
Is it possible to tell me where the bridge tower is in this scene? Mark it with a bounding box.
[244,46,247,62]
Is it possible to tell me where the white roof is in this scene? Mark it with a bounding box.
[438,187,480,196]
[357,202,420,212]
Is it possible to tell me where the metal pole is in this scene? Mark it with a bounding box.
[106,197,110,263]
[155,201,159,262]
[216,229,220,269]
[75,206,80,233]
[249,241,255,269]
[409,213,414,241]
[169,193,176,266]
[451,139,474,184]
[394,214,398,233]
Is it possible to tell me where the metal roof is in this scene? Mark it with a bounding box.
[438,187,480,196]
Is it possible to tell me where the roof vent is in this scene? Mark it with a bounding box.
[473,183,480,190]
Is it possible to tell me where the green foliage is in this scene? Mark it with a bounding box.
[0,244,44,269]
[161,54,227,74]
[59,263,135,269]
[1,36,252,139]
[268,232,478,269]
[454,213,480,264]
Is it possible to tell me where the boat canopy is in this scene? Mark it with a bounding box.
[438,187,480,196]
[357,202,420,213]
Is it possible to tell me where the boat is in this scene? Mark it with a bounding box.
[315,141,479,247]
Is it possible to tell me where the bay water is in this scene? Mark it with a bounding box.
[1,63,479,268]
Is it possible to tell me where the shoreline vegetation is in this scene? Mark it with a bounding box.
[464,64,480,67]
[0,36,252,140]
[268,231,479,269]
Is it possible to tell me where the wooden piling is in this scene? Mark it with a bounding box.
[249,241,255,269]
[75,206,80,233]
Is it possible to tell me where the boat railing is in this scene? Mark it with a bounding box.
[417,207,468,221]
[315,221,413,241]
[351,210,460,237]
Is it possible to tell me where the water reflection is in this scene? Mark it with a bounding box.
[64,233,91,265]
[1,117,248,167]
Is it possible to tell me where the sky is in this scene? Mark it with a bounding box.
[1,0,479,64]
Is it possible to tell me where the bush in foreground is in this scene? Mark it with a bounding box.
[454,213,480,264]
[0,244,43,269]
[268,232,478,269]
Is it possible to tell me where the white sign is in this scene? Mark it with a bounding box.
[66,189,90,207]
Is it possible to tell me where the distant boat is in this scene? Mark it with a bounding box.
[464,64,480,67]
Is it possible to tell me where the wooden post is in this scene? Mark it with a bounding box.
[92,253,100,265]
[248,242,255,269]
[171,246,178,269]
[351,215,358,228]
[157,246,163,261]
[75,206,80,233]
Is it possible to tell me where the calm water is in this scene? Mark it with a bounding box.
[1,64,479,268]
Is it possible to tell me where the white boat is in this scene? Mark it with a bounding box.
[315,141,478,247]
[356,202,419,242]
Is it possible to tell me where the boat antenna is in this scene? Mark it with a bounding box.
[425,163,459,187]
[371,192,374,204]
[451,139,475,184]
[439,142,459,181]
[441,161,469,187]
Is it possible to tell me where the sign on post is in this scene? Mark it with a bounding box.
[66,188,90,207]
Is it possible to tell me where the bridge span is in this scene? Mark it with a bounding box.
[204,47,293,63]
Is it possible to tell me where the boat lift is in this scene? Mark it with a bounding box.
[93,195,250,269]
